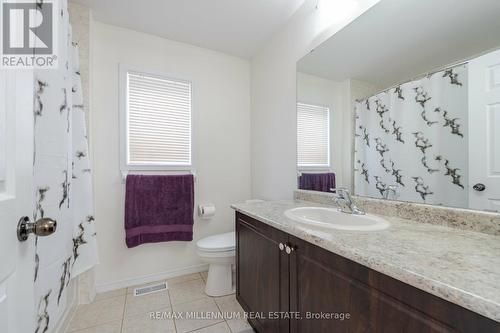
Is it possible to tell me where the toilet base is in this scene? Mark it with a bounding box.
[205,263,234,297]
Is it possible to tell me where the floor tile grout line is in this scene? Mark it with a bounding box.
[69,273,217,333]
[67,319,122,333]
[167,288,178,333]
[128,273,204,289]
[171,295,211,308]
[213,296,223,314]
[99,273,207,298]
[173,278,223,333]
[172,298,225,333]
[223,320,233,333]
[137,276,204,300]
[213,296,239,333]
[80,304,173,333]
[186,320,228,333]
[67,295,126,332]
[169,278,210,307]
[120,293,127,333]
[94,289,127,302]
[212,295,235,333]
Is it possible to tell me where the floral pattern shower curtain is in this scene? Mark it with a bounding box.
[354,65,468,208]
[33,1,98,332]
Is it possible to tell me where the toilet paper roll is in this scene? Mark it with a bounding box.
[198,204,216,218]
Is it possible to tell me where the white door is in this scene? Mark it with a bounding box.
[0,70,36,332]
[469,48,500,212]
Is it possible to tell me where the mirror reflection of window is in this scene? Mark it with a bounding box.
[297,102,330,168]
[297,102,336,193]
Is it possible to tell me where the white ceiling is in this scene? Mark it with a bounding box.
[297,0,500,88]
[70,0,305,58]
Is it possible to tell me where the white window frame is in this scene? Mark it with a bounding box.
[119,64,194,172]
[297,101,331,170]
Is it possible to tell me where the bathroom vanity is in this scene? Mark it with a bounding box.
[232,199,500,333]
[235,2,500,330]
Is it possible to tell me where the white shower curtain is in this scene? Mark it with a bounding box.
[33,1,98,332]
[354,64,468,208]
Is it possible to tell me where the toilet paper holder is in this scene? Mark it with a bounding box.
[198,204,216,218]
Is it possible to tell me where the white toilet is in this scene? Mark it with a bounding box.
[197,231,235,297]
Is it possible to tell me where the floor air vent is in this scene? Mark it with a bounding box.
[134,282,168,297]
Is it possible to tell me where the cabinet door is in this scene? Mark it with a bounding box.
[289,235,500,333]
[289,236,353,333]
[236,213,289,333]
[289,235,444,332]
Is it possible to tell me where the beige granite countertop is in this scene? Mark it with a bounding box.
[231,199,500,322]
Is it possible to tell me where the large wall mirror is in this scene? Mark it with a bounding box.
[296,0,500,212]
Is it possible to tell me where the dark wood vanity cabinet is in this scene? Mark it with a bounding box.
[235,212,500,333]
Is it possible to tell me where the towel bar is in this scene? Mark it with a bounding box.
[121,170,196,184]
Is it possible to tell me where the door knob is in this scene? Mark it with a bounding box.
[17,216,57,242]
[473,183,486,192]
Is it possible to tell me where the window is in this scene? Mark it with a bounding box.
[122,69,192,169]
[297,102,330,167]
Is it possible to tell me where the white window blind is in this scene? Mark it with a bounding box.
[126,71,192,166]
[297,102,330,167]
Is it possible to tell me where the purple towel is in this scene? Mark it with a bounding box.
[125,174,194,248]
[298,173,335,193]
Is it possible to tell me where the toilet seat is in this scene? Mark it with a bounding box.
[197,249,235,258]
[197,232,235,252]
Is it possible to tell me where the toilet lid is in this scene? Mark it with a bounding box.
[197,231,235,252]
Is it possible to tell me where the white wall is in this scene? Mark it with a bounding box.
[91,22,251,290]
[251,0,381,200]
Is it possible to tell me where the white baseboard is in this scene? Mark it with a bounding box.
[95,263,209,293]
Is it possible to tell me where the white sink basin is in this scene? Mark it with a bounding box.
[284,207,390,231]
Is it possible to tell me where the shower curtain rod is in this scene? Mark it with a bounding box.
[364,60,468,100]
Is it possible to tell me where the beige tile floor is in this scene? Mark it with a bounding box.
[66,272,254,333]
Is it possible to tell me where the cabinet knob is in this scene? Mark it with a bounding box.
[285,245,295,254]
[278,243,285,251]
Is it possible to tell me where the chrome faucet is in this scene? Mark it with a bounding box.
[330,187,365,215]
[383,185,398,199]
